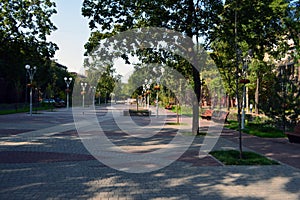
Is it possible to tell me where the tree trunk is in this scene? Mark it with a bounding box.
[192,67,200,135]
[255,77,259,115]
[227,94,230,111]
[187,0,200,135]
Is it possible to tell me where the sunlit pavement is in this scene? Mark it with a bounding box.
[0,105,299,200]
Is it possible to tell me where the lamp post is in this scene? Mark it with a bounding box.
[200,77,205,109]
[98,91,101,105]
[241,51,252,129]
[64,77,72,109]
[154,68,164,117]
[154,78,160,117]
[142,85,146,108]
[90,86,96,106]
[25,65,37,116]
[110,92,115,104]
[81,82,87,108]
[144,79,152,109]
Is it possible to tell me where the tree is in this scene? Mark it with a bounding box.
[208,0,300,158]
[0,0,58,104]
[286,0,300,57]
[210,0,295,111]
[82,0,224,134]
[87,65,121,103]
[0,0,57,53]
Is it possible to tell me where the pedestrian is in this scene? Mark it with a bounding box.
[250,103,253,113]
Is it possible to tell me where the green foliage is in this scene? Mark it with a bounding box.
[82,0,224,134]
[0,0,57,54]
[170,105,193,117]
[82,0,300,134]
[0,0,62,104]
[283,0,300,67]
[82,0,223,37]
[125,65,153,98]
[86,65,121,103]
[210,0,299,125]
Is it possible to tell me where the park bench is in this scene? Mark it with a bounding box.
[200,109,213,120]
[286,123,300,143]
[165,104,173,110]
[123,109,151,116]
[212,110,229,123]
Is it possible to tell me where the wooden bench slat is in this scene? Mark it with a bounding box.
[201,109,213,120]
[212,111,229,122]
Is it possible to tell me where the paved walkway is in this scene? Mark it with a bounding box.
[0,105,299,199]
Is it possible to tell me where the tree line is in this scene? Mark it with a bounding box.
[0,0,73,105]
[82,0,300,133]
[1,0,299,131]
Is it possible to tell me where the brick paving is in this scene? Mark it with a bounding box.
[0,129,34,137]
[0,151,95,163]
[0,106,299,200]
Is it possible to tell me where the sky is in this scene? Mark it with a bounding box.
[48,0,134,81]
[47,0,90,73]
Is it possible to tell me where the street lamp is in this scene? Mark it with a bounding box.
[200,77,205,109]
[142,84,146,108]
[25,64,37,116]
[144,79,152,109]
[64,77,72,109]
[110,92,115,104]
[90,86,96,106]
[154,68,164,117]
[240,51,252,129]
[98,90,101,105]
[154,78,160,117]
[81,82,87,108]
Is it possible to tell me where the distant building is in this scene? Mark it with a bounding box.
[264,38,299,82]
[55,63,67,71]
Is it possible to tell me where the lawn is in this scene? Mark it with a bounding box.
[165,122,188,126]
[0,104,55,115]
[225,120,286,138]
[170,105,193,117]
[210,150,279,165]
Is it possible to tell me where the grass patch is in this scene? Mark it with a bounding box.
[170,105,193,117]
[0,107,29,115]
[0,105,54,115]
[180,132,207,136]
[225,120,286,138]
[166,122,188,126]
[129,109,149,113]
[210,150,279,165]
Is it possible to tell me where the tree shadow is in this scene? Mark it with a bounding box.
[0,108,299,199]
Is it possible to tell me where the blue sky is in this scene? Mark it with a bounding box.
[48,0,135,81]
[48,0,90,73]
[48,0,133,79]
